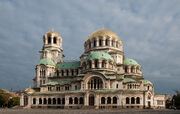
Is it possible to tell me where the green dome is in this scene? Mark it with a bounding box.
[123,78,136,83]
[85,52,114,62]
[58,61,80,69]
[38,58,55,66]
[144,80,153,85]
[124,58,140,66]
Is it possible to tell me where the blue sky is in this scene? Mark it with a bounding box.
[0,0,180,94]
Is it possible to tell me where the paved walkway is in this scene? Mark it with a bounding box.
[0,109,180,114]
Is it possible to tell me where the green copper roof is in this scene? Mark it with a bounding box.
[85,52,114,62]
[144,80,153,85]
[124,57,140,66]
[43,80,71,86]
[123,78,136,83]
[58,61,80,69]
[38,59,55,66]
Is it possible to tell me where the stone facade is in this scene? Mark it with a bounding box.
[20,29,165,109]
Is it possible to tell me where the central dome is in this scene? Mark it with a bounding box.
[88,29,120,40]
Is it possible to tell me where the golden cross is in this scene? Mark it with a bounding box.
[102,25,104,30]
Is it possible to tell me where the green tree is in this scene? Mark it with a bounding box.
[173,90,180,109]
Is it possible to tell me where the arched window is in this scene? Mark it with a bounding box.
[88,77,103,89]
[48,37,51,44]
[66,70,69,76]
[53,98,56,104]
[57,70,59,76]
[88,61,92,68]
[125,66,128,73]
[95,60,98,68]
[39,98,42,104]
[131,67,134,73]
[74,97,78,104]
[69,97,73,104]
[48,98,51,104]
[53,37,57,44]
[80,97,84,104]
[33,98,36,104]
[136,97,140,104]
[93,39,96,47]
[131,97,135,104]
[101,97,105,104]
[105,38,109,46]
[107,97,111,104]
[62,98,65,104]
[89,41,91,48]
[61,70,64,76]
[71,70,74,76]
[113,97,117,104]
[116,41,119,47]
[148,95,151,100]
[43,98,47,104]
[126,97,129,104]
[102,60,106,68]
[57,98,61,104]
[99,39,102,46]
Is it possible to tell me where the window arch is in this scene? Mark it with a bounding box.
[105,38,108,46]
[53,98,56,104]
[61,70,64,76]
[74,97,78,104]
[131,97,135,104]
[94,59,98,68]
[48,37,51,44]
[126,97,129,104]
[62,98,65,104]
[125,66,128,73]
[53,37,57,44]
[48,98,51,104]
[88,77,103,89]
[80,97,84,104]
[69,97,73,104]
[71,70,74,76]
[57,98,61,104]
[113,96,117,104]
[93,39,96,47]
[66,70,69,76]
[99,38,102,46]
[136,97,140,104]
[33,98,36,104]
[107,97,111,104]
[102,60,106,68]
[101,97,105,104]
[39,98,42,104]
[88,61,92,68]
[43,98,47,104]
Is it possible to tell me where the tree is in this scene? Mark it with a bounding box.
[173,90,180,109]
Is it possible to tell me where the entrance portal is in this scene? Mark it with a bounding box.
[89,95,94,106]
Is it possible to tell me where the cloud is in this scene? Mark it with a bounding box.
[0,0,180,94]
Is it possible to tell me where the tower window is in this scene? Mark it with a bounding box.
[53,37,57,44]
[48,37,51,44]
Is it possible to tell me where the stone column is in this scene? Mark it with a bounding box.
[96,39,99,47]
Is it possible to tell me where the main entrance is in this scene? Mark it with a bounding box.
[89,95,94,106]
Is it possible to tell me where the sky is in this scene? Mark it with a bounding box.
[0,0,180,94]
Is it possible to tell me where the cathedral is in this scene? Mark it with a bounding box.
[20,28,165,109]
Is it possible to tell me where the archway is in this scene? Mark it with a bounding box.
[89,94,95,106]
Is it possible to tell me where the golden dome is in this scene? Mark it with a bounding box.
[88,29,120,40]
[24,88,35,94]
[46,29,61,37]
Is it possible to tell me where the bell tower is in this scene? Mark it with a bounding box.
[41,29,64,63]
[34,29,64,88]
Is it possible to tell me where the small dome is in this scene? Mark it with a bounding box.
[85,52,114,62]
[25,88,35,94]
[38,58,55,66]
[144,80,153,85]
[45,29,62,38]
[124,58,140,66]
[123,78,136,83]
[88,29,120,40]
